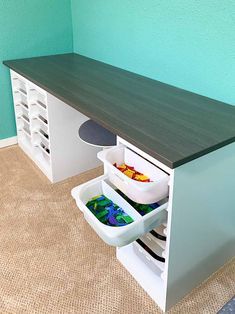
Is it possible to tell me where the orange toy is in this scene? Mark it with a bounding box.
[113,163,151,182]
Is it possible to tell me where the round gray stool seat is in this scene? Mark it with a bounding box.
[78,119,116,147]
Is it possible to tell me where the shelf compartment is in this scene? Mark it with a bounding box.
[21,127,31,138]
[14,91,28,109]
[37,129,49,141]
[16,117,31,135]
[133,239,165,274]
[14,87,27,97]
[37,114,48,125]
[20,104,30,118]
[98,145,169,204]
[31,119,48,134]
[139,234,165,260]
[32,114,48,127]
[17,128,32,151]
[15,106,23,118]
[71,175,168,247]
[36,100,47,110]
[32,133,50,156]
[146,232,166,250]
[38,142,50,156]
[28,89,47,109]
[18,126,31,139]
[32,131,50,146]
[31,101,48,119]
[146,225,167,250]
[34,148,51,172]
[152,225,167,241]
[13,78,27,96]
[21,114,30,124]
[16,106,30,124]
[18,101,29,110]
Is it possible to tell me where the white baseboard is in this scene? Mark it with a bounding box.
[0,136,18,148]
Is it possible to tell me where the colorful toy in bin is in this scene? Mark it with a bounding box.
[113,163,151,182]
[86,194,134,227]
[117,190,160,216]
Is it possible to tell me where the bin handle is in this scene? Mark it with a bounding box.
[110,169,129,185]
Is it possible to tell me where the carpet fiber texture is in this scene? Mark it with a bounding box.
[0,146,234,314]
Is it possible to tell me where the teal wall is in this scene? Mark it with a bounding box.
[0,0,73,140]
[2,1,235,140]
[71,0,235,105]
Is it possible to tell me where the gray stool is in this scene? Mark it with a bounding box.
[78,119,116,148]
[218,296,235,313]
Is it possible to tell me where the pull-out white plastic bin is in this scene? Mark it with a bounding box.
[71,175,168,247]
[133,240,165,275]
[98,145,169,204]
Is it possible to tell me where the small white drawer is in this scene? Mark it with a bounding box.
[31,118,48,134]
[32,113,48,126]
[18,123,31,138]
[27,81,47,99]
[139,234,165,258]
[71,175,168,247]
[98,145,169,204]
[13,78,27,96]
[14,91,28,108]
[133,240,165,274]
[32,131,49,147]
[31,103,48,121]
[32,133,50,156]
[16,116,30,133]
[147,227,166,250]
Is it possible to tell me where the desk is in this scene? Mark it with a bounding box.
[4,53,235,312]
[4,53,235,168]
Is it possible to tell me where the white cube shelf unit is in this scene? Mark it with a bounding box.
[10,70,102,182]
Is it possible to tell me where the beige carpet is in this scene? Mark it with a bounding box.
[0,146,234,314]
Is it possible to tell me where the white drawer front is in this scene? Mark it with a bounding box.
[98,145,169,204]
[71,175,168,247]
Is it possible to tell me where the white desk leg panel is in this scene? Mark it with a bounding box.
[116,136,173,312]
[47,93,102,183]
[165,142,235,310]
[116,137,235,312]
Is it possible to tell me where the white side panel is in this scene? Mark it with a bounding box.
[165,143,235,310]
[47,93,102,182]
[117,244,166,311]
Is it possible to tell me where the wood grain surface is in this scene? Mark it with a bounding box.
[4,53,235,168]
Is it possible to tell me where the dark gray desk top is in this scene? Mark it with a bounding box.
[4,53,235,168]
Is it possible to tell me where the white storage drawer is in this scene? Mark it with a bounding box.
[133,239,165,275]
[16,116,31,135]
[71,175,168,247]
[14,91,28,108]
[139,234,165,259]
[98,145,169,204]
[18,124,31,138]
[32,114,48,128]
[31,118,48,135]
[28,89,47,107]
[147,227,166,250]
[31,102,48,121]
[13,78,27,96]
[32,132,49,147]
